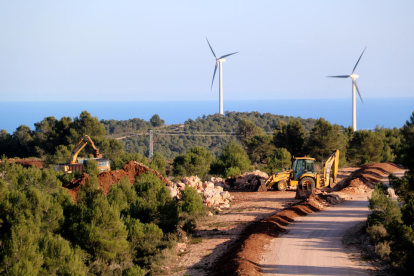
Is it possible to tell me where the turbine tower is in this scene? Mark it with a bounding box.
[206,38,238,115]
[328,48,366,131]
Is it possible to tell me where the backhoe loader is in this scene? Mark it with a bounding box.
[256,150,340,193]
[54,135,111,174]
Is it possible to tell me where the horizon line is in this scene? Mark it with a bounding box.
[1,97,413,103]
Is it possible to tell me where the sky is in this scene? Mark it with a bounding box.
[0,0,413,101]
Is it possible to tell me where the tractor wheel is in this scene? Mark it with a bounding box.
[277,180,287,191]
[299,177,315,191]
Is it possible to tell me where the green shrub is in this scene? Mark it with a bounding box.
[267,148,292,173]
[83,159,100,177]
[210,141,252,177]
[224,167,241,178]
[149,152,167,176]
[125,217,164,266]
[173,147,212,178]
[131,173,179,232]
[375,241,391,261]
[179,186,203,215]
[367,224,388,241]
[123,265,145,276]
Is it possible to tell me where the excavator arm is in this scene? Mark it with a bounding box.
[323,149,340,188]
[70,135,102,164]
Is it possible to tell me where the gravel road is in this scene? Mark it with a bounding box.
[259,171,405,276]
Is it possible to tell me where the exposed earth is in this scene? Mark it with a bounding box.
[166,163,402,276]
[61,162,403,275]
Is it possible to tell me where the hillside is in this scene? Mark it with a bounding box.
[104,111,317,159]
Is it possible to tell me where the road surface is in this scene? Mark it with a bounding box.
[259,171,404,276]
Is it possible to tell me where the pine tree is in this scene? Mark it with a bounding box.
[307,118,347,165]
[173,146,213,178]
[273,119,307,156]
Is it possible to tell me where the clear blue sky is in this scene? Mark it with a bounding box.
[0,0,413,101]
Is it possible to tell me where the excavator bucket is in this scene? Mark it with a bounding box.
[255,179,267,192]
[295,184,312,199]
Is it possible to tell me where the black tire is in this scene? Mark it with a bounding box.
[299,177,315,191]
[277,180,287,191]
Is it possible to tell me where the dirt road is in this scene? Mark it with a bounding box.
[259,171,405,275]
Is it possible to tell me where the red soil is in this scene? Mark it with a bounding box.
[3,159,44,168]
[213,162,403,276]
[334,162,402,194]
[63,161,170,201]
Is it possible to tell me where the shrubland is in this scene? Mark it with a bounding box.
[0,158,205,275]
[0,109,412,274]
[366,111,414,274]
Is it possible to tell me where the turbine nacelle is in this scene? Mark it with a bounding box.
[206,37,238,115]
[206,37,238,90]
[327,47,366,131]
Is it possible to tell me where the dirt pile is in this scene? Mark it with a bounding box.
[2,159,44,168]
[334,162,401,195]
[213,194,328,276]
[63,161,170,201]
[167,176,233,208]
[212,163,403,276]
[233,170,269,190]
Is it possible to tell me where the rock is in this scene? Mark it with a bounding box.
[220,191,231,201]
[171,175,234,208]
[167,186,178,198]
[233,170,269,190]
[215,186,223,193]
[202,181,215,189]
[205,197,214,207]
[176,182,186,191]
[176,243,186,252]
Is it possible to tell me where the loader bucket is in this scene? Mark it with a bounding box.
[255,179,267,192]
[295,184,312,199]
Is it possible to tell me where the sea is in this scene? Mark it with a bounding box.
[1,98,413,134]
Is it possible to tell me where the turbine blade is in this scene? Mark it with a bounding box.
[352,47,366,74]
[211,61,218,90]
[206,38,217,59]
[327,75,350,78]
[219,52,239,59]
[352,79,364,104]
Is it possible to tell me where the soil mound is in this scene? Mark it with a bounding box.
[332,162,401,194]
[213,162,403,275]
[1,159,44,169]
[63,161,170,201]
[213,194,327,276]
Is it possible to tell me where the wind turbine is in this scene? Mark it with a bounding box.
[206,38,238,115]
[328,48,366,131]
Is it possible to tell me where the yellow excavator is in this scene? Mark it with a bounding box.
[257,149,340,193]
[55,135,111,174]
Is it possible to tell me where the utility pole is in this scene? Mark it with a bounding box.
[149,130,153,159]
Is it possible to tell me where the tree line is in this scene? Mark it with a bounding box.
[104,111,317,159]
[0,110,406,179]
[168,115,404,179]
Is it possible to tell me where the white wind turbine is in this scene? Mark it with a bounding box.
[206,38,238,115]
[328,48,366,131]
